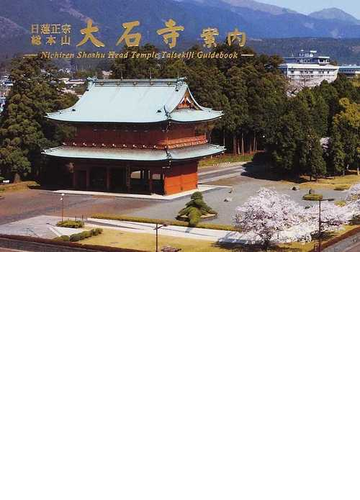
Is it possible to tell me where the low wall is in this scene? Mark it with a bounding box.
[0,234,139,252]
[322,226,360,252]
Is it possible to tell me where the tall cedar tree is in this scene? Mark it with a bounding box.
[330,98,360,172]
[0,56,77,181]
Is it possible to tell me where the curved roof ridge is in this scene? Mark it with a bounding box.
[90,77,187,87]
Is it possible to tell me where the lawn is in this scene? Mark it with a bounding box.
[237,163,360,192]
[0,181,39,193]
[81,222,360,252]
[80,228,232,252]
[199,153,255,168]
[79,227,317,252]
[298,173,360,191]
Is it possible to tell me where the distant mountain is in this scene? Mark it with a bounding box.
[178,0,360,38]
[309,8,360,25]
[250,37,360,65]
[0,16,27,40]
[178,0,297,16]
[1,0,360,59]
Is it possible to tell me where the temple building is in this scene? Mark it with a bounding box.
[43,78,224,195]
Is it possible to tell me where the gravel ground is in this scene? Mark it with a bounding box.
[0,168,347,227]
[128,175,346,225]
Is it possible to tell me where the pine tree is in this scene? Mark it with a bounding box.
[177,192,217,227]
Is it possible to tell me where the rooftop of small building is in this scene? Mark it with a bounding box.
[280,63,339,70]
[47,77,223,125]
[90,78,186,87]
[339,65,360,70]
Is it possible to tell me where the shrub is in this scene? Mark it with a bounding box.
[334,185,350,191]
[57,219,84,229]
[335,200,347,207]
[69,228,103,242]
[70,233,82,242]
[303,193,323,201]
[177,191,217,227]
[0,177,4,183]
[54,235,70,242]
[90,228,103,236]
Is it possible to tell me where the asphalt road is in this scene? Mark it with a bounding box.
[0,189,153,225]
[340,241,360,252]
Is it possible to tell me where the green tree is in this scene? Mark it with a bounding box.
[272,111,303,174]
[224,66,249,153]
[331,98,360,172]
[328,128,346,175]
[111,45,162,79]
[0,56,76,181]
[298,131,327,179]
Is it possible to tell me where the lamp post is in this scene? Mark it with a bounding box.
[154,223,167,252]
[317,197,335,252]
[60,193,65,222]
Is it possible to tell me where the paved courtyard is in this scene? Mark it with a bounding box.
[0,163,348,228]
[124,171,346,225]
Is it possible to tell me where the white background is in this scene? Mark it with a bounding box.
[1,254,359,500]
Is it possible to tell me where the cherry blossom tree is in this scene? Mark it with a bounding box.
[234,188,355,249]
[233,188,307,249]
[346,183,360,202]
[307,201,354,233]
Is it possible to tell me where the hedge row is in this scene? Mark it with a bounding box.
[55,228,103,242]
[303,194,323,201]
[56,219,84,229]
[91,214,235,232]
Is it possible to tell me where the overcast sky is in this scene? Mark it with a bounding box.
[267,0,360,18]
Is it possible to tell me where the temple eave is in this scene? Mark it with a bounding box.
[46,113,223,125]
[43,144,225,162]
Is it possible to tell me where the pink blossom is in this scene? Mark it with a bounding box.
[234,188,307,246]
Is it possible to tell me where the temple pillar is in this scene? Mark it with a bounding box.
[106,167,111,191]
[126,167,131,192]
[149,171,153,194]
[86,167,90,189]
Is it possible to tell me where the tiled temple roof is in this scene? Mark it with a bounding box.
[47,78,223,124]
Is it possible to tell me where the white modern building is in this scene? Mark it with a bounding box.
[0,77,12,114]
[280,50,339,89]
[339,65,360,78]
[0,97,5,114]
